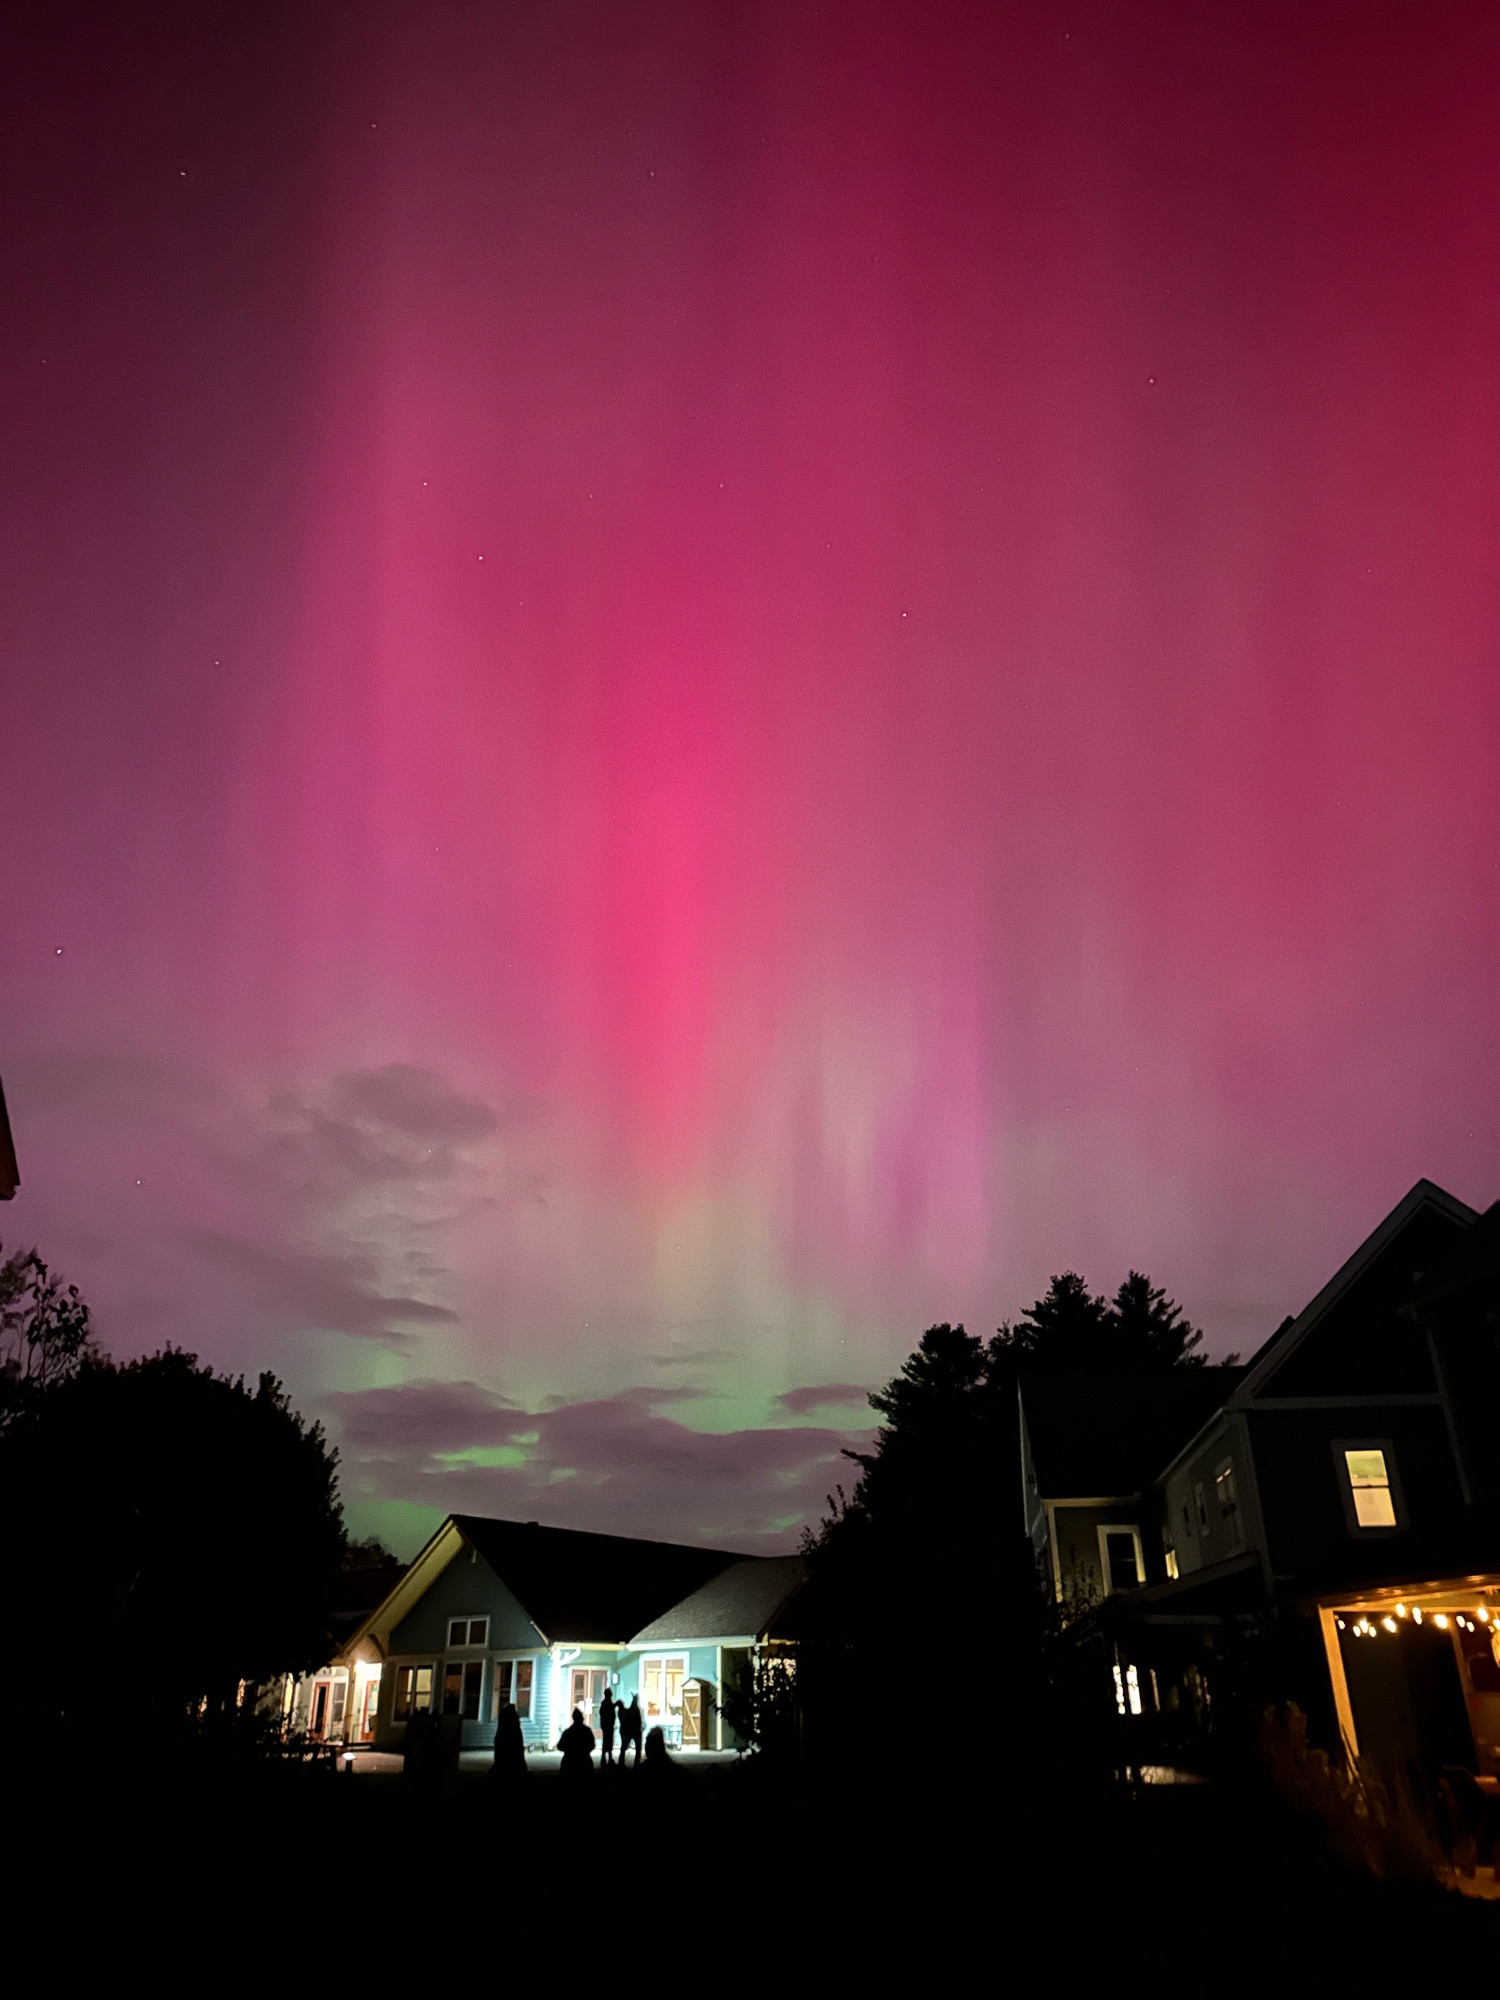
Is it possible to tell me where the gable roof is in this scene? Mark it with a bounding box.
[343,1513,746,1661]
[1231,1178,1480,1402]
[629,1555,807,1646]
[1020,1366,1244,1499]
[1405,1201,1500,1316]
[451,1515,740,1645]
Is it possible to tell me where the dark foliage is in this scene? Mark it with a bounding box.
[0,1345,345,1736]
[0,1244,95,1430]
[799,1270,1217,1773]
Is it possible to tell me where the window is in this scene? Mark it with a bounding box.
[1112,1663,1143,1716]
[447,1616,489,1648]
[1343,1447,1398,1529]
[393,1664,434,1719]
[442,1659,484,1719]
[1098,1526,1143,1594]
[641,1655,687,1737]
[329,1675,348,1726]
[1195,1482,1210,1533]
[494,1658,534,1719]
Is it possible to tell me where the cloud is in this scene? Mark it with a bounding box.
[325,1378,877,1550]
[648,1342,739,1370]
[774,1382,874,1416]
[191,1231,457,1346]
[256,1063,506,1206]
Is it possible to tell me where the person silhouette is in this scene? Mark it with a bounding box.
[600,1687,617,1767]
[489,1699,526,1783]
[556,1706,595,1776]
[620,1694,642,1769]
[641,1724,677,1779]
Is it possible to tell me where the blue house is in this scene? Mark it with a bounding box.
[627,1553,807,1750]
[342,1514,748,1753]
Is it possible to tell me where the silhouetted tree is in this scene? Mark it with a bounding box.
[800,1271,1221,1779]
[0,1347,345,1738]
[1108,1269,1212,1366]
[0,1245,94,1430]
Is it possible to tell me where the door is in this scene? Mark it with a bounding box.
[681,1680,702,1749]
[309,1681,329,1738]
[569,1667,607,1725]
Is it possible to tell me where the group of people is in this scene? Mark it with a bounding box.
[487,1685,674,1780]
[557,1687,659,1775]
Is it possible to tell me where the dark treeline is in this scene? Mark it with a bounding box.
[0,1242,345,1751]
[792,1270,1219,1778]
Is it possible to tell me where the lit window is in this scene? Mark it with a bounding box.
[1344,1449,1397,1529]
[1111,1663,1144,1717]
[1165,1548,1180,1580]
[447,1616,488,1648]
[393,1664,434,1719]
[1195,1482,1209,1533]
[494,1658,534,1719]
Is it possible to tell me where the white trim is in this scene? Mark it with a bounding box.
[1096,1522,1145,1593]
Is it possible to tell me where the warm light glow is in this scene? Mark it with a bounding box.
[1478,1607,1490,1624]
[1344,1450,1397,1528]
[1395,1603,1407,1618]
[1434,1613,1449,1630]
[1413,1608,1423,1624]
[1381,1616,1397,1633]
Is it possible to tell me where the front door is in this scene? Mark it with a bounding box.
[569,1667,607,1726]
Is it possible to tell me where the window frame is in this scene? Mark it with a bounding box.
[446,1615,490,1650]
[392,1661,436,1721]
[1096,1523,1145,1594]
[441,1657,486,1721]
[1333,1437,1405,1537]
[494,1656,535,1720]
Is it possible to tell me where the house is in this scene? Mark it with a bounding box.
[284,1546,408,1744]
[1054,1178,1500,1795]
[340,1514,747,1753]
[1019,1365,1242,1610]
[627,1553,807,1750]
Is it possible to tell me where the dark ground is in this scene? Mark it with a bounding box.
[18,1753,1497,1976]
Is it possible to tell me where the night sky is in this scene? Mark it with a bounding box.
[4,2,1498,1554]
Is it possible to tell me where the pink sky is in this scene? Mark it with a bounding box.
[2,2,1497,1553]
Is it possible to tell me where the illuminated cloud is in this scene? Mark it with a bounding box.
[323,1378,875,1549]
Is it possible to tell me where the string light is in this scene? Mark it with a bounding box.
[1433,1613,1449,1630]
[1381,1616,1397,1633]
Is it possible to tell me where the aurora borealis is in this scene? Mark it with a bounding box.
[3,3,1498,1553]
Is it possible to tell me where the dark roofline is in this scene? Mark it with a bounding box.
[1229,1179,1478,1402]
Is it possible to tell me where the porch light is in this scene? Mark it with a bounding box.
[1433,1613,1449,1630]
[1413,1608,1423,1624]
[1336,1618,1346,1630]
[1477,1606,1490,1623]
[1395,1603,1407,1618]
[1381,1616,1397,1633]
